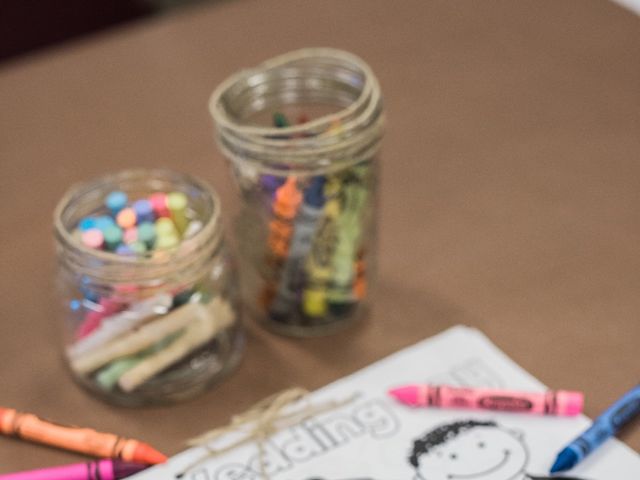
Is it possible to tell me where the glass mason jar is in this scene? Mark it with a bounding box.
[209,48,384,336]
[53,169,243,406]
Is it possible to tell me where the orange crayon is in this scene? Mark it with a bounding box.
[267,177,302,264]
[261,177,302,308]
[353,257,367,300]
[0,407,167,465]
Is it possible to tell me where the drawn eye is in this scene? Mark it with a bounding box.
[449,453,458,460]
[477,442,485,448]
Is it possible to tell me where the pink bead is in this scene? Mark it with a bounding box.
[149,193,170,218]
[81,229,104,249]
[123,227,138,244]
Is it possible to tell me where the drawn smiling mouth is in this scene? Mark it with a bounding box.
[448,450,511,479]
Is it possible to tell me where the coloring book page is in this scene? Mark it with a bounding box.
[131,326,640,480]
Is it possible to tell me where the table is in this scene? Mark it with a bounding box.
[1,0,639,472]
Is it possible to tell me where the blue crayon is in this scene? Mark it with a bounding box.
[133,199,155,224]
[105,191,128,215]
[550,383,640,473]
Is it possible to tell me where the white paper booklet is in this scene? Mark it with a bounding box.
[132,326,640,480]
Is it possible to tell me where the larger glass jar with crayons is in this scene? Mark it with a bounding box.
[54,169,243,406]
[209,48,384,336]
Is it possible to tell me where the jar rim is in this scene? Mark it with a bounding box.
[209,48,378,137]
[208,48,384,173]
[53,169,223,273]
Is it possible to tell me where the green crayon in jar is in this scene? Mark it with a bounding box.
[327,181,369,315]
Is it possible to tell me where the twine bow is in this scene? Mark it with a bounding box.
[176,387,359,479]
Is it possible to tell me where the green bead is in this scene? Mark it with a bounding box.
[156,234,179,250]
[137,222,156,248]
[103,225,123,251]
[155,218,177,237]
[129,241,147,255]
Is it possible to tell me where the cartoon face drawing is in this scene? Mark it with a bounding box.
[409,420,528,480]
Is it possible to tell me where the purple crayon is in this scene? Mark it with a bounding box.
[0,459,149,480]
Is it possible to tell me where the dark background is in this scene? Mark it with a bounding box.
[0,0,208,63]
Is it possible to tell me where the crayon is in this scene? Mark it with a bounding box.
[0,407,167,464]
[267,177,302,262]
[327,177,368,314]
[301,178,342,317]
[71,301,219,374]
[388,384,584,416]
[550,383,640,473]
[259,112,291,217]
[96,332,181,390]
[172,288,196,308]
[0,459,148,480]
[76,297,125,339]
[97,355,149,390]
[353,253,367,300]
[270,176,326,318]
[264,112,300,253]
[527,476,588,480]
[68,293,173,358]
[118,297,235,392]
[260,175,286,198]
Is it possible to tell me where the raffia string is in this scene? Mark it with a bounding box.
[175,387,359,479]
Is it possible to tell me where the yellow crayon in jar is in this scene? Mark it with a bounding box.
[301,179,342,317]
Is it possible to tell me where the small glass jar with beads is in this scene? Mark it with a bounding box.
[53,169,243,406]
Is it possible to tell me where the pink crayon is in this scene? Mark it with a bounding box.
[75,297,125,339]
[388,384,583,416]
[0,459,148,480]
